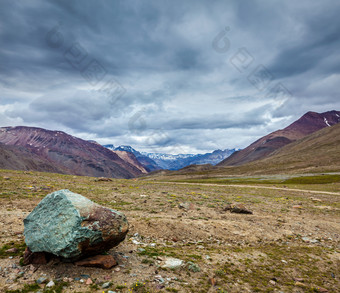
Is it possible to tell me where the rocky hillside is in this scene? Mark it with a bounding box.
[0,126,147,178]
[219,110,340,166]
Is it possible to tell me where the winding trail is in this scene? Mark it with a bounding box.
[148,181,340,196]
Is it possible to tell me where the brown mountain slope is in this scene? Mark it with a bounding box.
[146,122,340,180]
[0,144,62,173]
[225,121,340,174]
[0,126,147,178]
[218,110,340,166]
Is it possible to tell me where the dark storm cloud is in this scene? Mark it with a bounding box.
[1,0,340,153]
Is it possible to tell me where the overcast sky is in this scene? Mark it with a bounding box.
[1,0,340,154]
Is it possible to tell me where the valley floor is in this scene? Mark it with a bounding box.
[0,169,339,292]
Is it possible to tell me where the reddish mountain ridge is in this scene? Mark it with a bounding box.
[218,110,340,166]
[0,126,147,178]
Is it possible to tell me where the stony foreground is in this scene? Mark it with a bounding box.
[0,170,339,292]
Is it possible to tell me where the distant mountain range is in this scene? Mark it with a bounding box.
[0,126,147,178]
[1,110,339,178]
[146,110,340,178]
[103,145,237,170]
[218,110,340,166]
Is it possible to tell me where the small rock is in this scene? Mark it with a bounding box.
[292,205,303,209]
[102,281,112,289]
[178,202,194,210]
[160,257,183,269]
[5,248,18,253]
[281,259,287,263]
[315,287,328,293]
[36,277,47,284]
[46,280,55,287]
[80,274,90,279]
[75,255,118,269]
[155,275,165,283]
[3,176,10,180]
[269,280,276,285]
[86,278,93,285]
[95,177,112,182]
[23,247,47,265]
[226,204,253,214]
[295,281,307,288]
[310,197,322,202]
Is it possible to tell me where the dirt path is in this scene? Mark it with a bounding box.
[150,181,340,196]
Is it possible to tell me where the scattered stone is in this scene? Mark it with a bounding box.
[178,202,194,210]
[292,205,303,209]
[281,259,287,264]
[302,237,319,243]
[160,257,183,269]
[269,280,276,285]
[46,280,55,287]
[310,197,322,202]
[86,278,93,285]
[23,247,48,265]
[140,194,148,197]
[187,261,200,272]
[102,281,112,289]
[224,204,253,214]
[315,287,328,293]
[80,274,90,279]
[95,177,112,182]
[36,277,47,284]
[5,248,18,253]
[75,254,118,269]
[155,275,165,283]
[24,189,129,259]
[295,281,307,288]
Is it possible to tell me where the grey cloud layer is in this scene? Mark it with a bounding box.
[1,0,340,153]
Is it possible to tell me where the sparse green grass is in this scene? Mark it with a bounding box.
[0,169,339,292]
[0,241,26,258]
[5,284,40,293]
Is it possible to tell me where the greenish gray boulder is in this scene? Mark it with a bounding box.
[24,189,129,259]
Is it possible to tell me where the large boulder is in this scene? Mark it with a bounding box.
[24,189,129,259]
